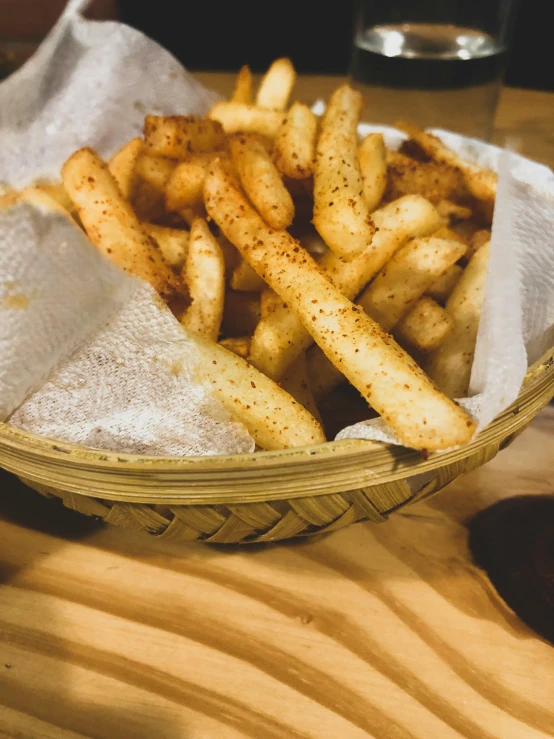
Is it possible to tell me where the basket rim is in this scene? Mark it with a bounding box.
[0,347,552,504]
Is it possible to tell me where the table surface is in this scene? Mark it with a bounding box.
[1,73,554,739]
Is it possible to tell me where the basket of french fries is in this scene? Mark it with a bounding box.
[1,7,553,543]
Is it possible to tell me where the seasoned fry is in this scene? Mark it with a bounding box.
[231,259,267,292]
[221,291,261,337]
[206,160,475,449]
[144,115,225,158]
[436,199,472,224]
[425,264,463,303]
[256,58,295,110]
[250,194,442,379]
[313,85,375,260]
[357,237,466,331]
[135,155,176,193]
[229,134,294,230]
[108,137,144,200]
[231,65,253,104]
[386,150,465,204]
[62,147,183,301]
[280,353,322,424]
[18,186,73,218]
[397,122,497,205]
[209,102,285,138]
[165,156,214,212]
[273,102,317,180]
[143,224,189,269]
[260,289,284,318]
[358,133,387,211]
[192,335,325,450]
[219,336,251,359]
[181,219,225,341]
[34,182,78,219]
[306,344,345,401]
[426,243,490,398]
[394,297,454,353]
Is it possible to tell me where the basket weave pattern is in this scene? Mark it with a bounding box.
[2,350,553,544]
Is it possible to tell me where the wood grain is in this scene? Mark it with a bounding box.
[1,405,553,738]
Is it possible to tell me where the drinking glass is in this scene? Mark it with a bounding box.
[349,0,519,140]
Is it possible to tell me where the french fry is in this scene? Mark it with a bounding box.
[273,102,317,180]
[231,65,253,104]
[229,134,294,230]
[192,335,325,450]
[221,291,261,337]
[436,199,472,224]
[231,259,267,292]
[280,353,322,425]
[62,147,183,302]
[209,102,285,138]
[357,237,466,331]
[0,188,20,209]
[358,133,387,211]
[255,58,295,110]
[260,289,284,318]
[164,155,214,212]
[250,194,442,379]
[219,336,251,359]
[181,219,225,341]
[426,243,490,398]
[432,225,468,246]
[396,122,497,205]
[306,344,345,401]
[425,264,463,303]
[386,150,465,204]
[205,160,475,449]
[34,182,78,219]
[135,155,176,193]
[144,115,225,158]
[466,229,491,260]
[313,85,376,260]
[18,186,73,219]
[143,223,189,269]
[108,137,144,200]
[394,297,454,353]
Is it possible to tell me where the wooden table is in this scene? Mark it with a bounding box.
[1,74,554,738]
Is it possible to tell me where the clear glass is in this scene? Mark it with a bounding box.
[349,0,519,140]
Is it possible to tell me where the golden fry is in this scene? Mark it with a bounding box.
[394,297,454,353]
[426,244,490,398]
[209,102,285,138]
[165,155,214,212]
[425,264,464,303]
[260,289,284,318]
[143,223,189,269]
[358,133,387,211]
[313,85,375,260]
[229,134,294,230]
[273,102,317,179]
[62,148,182,301]
[357,236,466,331]
[386,150,465,204]
[181,219,225,341]
[144,115,225,158]
[255,58,295,110]
[231,259,267,292]
[205,160,475,449]
[135,155,176,193]
[231,65,253,104]
[108,137,144,200]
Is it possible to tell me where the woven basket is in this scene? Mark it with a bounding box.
[1,348,553,544]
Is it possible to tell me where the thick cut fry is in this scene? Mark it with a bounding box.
[221,291,261,337]
[231,259,267,292]
[273,102,317,180]
[313,85,376,260]
[181,219,225,341]
[144,116,225,158]
[62,148,182,301]
[357,237,466,331]
[280,353,322,425]
[143,224,189,269]
[260,289,284,318]
[255,58,295,110]
[206,160,475,449]
[209,102,285,138]
[425,264,463,303]
[426,243,490,398]
[306,344,345,401]
[108,137,144,200]
[229,134,294,230]
[436,199,472,224]
[192,335,325,450]
[386,151,465,204]
[358,133,387,211]
[250,195,442,379]
[231,65,253,104]
[397,122,497,205]
[394,297,454,353]
[219,336,251,359]
[164,156,214,212]
[135,155,176,193]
